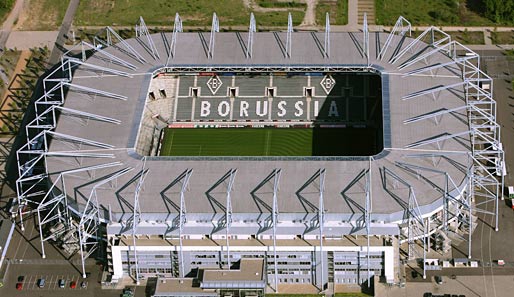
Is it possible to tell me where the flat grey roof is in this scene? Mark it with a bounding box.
[45,31,471,221]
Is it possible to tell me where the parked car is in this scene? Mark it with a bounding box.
[70,281,77,289]
[17,276,24,282]
[59,279,65,288]
[80,281,87,288]
[435,275,443,285]
[37,278,45,288]
[16,283,22,290]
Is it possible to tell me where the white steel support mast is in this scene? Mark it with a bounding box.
[363,13,369,65]
[324,13,330,58]
[285,13,293,58]
[208,13,219,59]
[318,169,326,291]
[271,169,281,292]
[136,16,160,60]
[166,13,183,65]
[365,159,372,287]
[246,13,256,59]
[178,169,193,277]
[131,159,149,285]
[225,169,237,268]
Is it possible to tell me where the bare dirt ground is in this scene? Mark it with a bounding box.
[0,50,30,128]
[242,0,318,27]
[242,0,304,12]
[14,0,62,31]
[300,0,318,26]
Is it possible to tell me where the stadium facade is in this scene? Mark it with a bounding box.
[12,13,504,295]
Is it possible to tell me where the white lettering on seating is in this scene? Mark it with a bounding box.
[328,100,339,117]
[200,101,211,117]
[240,101,249,117]
[218,101,230,117]
[313,100,319,117]
[294,101,304,117]
[277,101,287,117]
[256,100,268,117]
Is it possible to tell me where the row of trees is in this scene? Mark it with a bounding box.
[483,0,514,24]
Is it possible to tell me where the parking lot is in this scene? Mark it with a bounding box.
[17,274,87,290]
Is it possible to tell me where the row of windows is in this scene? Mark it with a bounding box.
[138,268,173,274]
[193,254,216,258]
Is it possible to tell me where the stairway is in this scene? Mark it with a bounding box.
[358,0,376,25]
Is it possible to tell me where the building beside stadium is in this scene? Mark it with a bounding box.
[12,12,504,296]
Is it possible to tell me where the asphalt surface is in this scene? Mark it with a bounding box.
[0,211,126,297]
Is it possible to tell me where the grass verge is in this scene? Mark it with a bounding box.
[76,0,305,27]
[375,0,492,26]
[254,10,304,27]
[16,0,69,30]
[0,0,15,25]
[490,30,514,45]
[256,0,306,9]
[316,0,348,25]
[409,30,484,44]
[76,0,249,26]
[449,30,484,44]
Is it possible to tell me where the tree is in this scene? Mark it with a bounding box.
[0,0,14,9]
[484,0,514,24]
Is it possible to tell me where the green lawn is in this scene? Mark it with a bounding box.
[76,0,248,26]
[375,0,493,26]
[409,30,484,44]
[256,0,306,9]
[316,0,348,25]
[254,10,304,27]
[160,127,379,157]
[491,31,514,45]
[0,0,14,25]
[17,0,69,30]
[160,128,313,156]
[449,30,485,45]
[75,0,305,27]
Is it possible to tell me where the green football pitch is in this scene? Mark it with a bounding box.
[159,127,380,156]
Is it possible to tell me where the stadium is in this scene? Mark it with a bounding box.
[12,12,504,296]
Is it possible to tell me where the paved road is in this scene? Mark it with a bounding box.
[347,0,358,29]
[0,0,25,50]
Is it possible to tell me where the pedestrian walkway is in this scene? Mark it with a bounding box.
[357,0,375,25]
[0,0,25,50]
[6,31,58,50]
[300,0,318,27]
[347,0,359,29]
